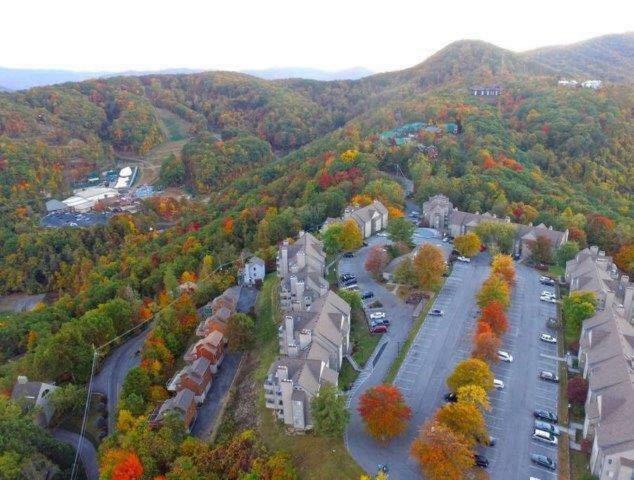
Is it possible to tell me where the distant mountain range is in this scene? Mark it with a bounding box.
[242,67,374,81]
[0,32,631,91]
[0,67,205,91]
[0,66,374,91]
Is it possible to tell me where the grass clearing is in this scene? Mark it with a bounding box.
[258,400,363,480]
[156,108,190,141]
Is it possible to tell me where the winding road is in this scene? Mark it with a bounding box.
[92,328,149,433]
[53,428,99,480]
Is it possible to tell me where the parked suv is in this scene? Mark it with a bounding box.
[532,429,558,445]
[473,454,489,468]
[539,370,559,383]
[361,291,374,300]
[530,454,556,470]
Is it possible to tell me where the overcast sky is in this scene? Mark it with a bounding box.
[2,0,632,73]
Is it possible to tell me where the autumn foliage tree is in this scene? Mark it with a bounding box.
[567,376,589,406]
[340,219,363,251]
[476,274,510,310]
[413,244,447,291]
[614,244,634,276]
[472,328,501,363]
[491,254,515,286]
[101,449,144,480]
[358,384,412,442]
[410,420,474,480]
[456,385,491,412]
[478,300,509,336]
[364,246,389,278]
[435,402,488,444]
[453,232,481,257]
[447,358,494,393]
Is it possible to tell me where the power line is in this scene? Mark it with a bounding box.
[69,254,249,479]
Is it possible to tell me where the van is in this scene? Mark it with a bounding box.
[342,284,358,291]
[532,429,558,445]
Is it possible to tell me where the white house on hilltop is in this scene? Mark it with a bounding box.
[242,256,265,286]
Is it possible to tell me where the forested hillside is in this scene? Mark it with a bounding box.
[0,33,632,478]
[523,32,634,82]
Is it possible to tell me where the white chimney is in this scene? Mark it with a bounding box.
[296,250,306,269]
[284,315,295,349]
[280,242,289,278]
[276,365,288,381]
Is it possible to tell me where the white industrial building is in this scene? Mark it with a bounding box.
[62,187,119,212]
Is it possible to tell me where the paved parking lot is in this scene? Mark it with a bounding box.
[485,264,560,480]
[345,246,561,479]
[41,211,112,228]
[346,251,491,479]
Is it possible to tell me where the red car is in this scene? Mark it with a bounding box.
[480,244,487,252]
[370,324,387,334]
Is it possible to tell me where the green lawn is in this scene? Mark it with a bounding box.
[385,292,435,383]
[339,308,380,390]
[570,450,594,480]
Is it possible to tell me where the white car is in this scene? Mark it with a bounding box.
[540,295,557,303]
[540,333,557,344]
[498,351,514,362]
[541,291,556,298]
[457,256,471,263]
[376,232,388,237]
[493,379,505,389]
[369,312,386,320]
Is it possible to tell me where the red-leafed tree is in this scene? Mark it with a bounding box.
[479,300,509,336]
[358,384,412,442]
[567,376,589,406]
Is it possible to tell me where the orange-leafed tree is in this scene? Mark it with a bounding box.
[413,244,447,291]
[101,449,143,480]
[410,420,474,480]
[476,274,510,310]
[614,244,634,276]
[112,452,143,480]
[453,232,481,257]
[472,329,501,363]
[491,254,516,286]
[479,300,508,336]
[435,402,488,444]
[447,358,494,393]
[358,384,412,442]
